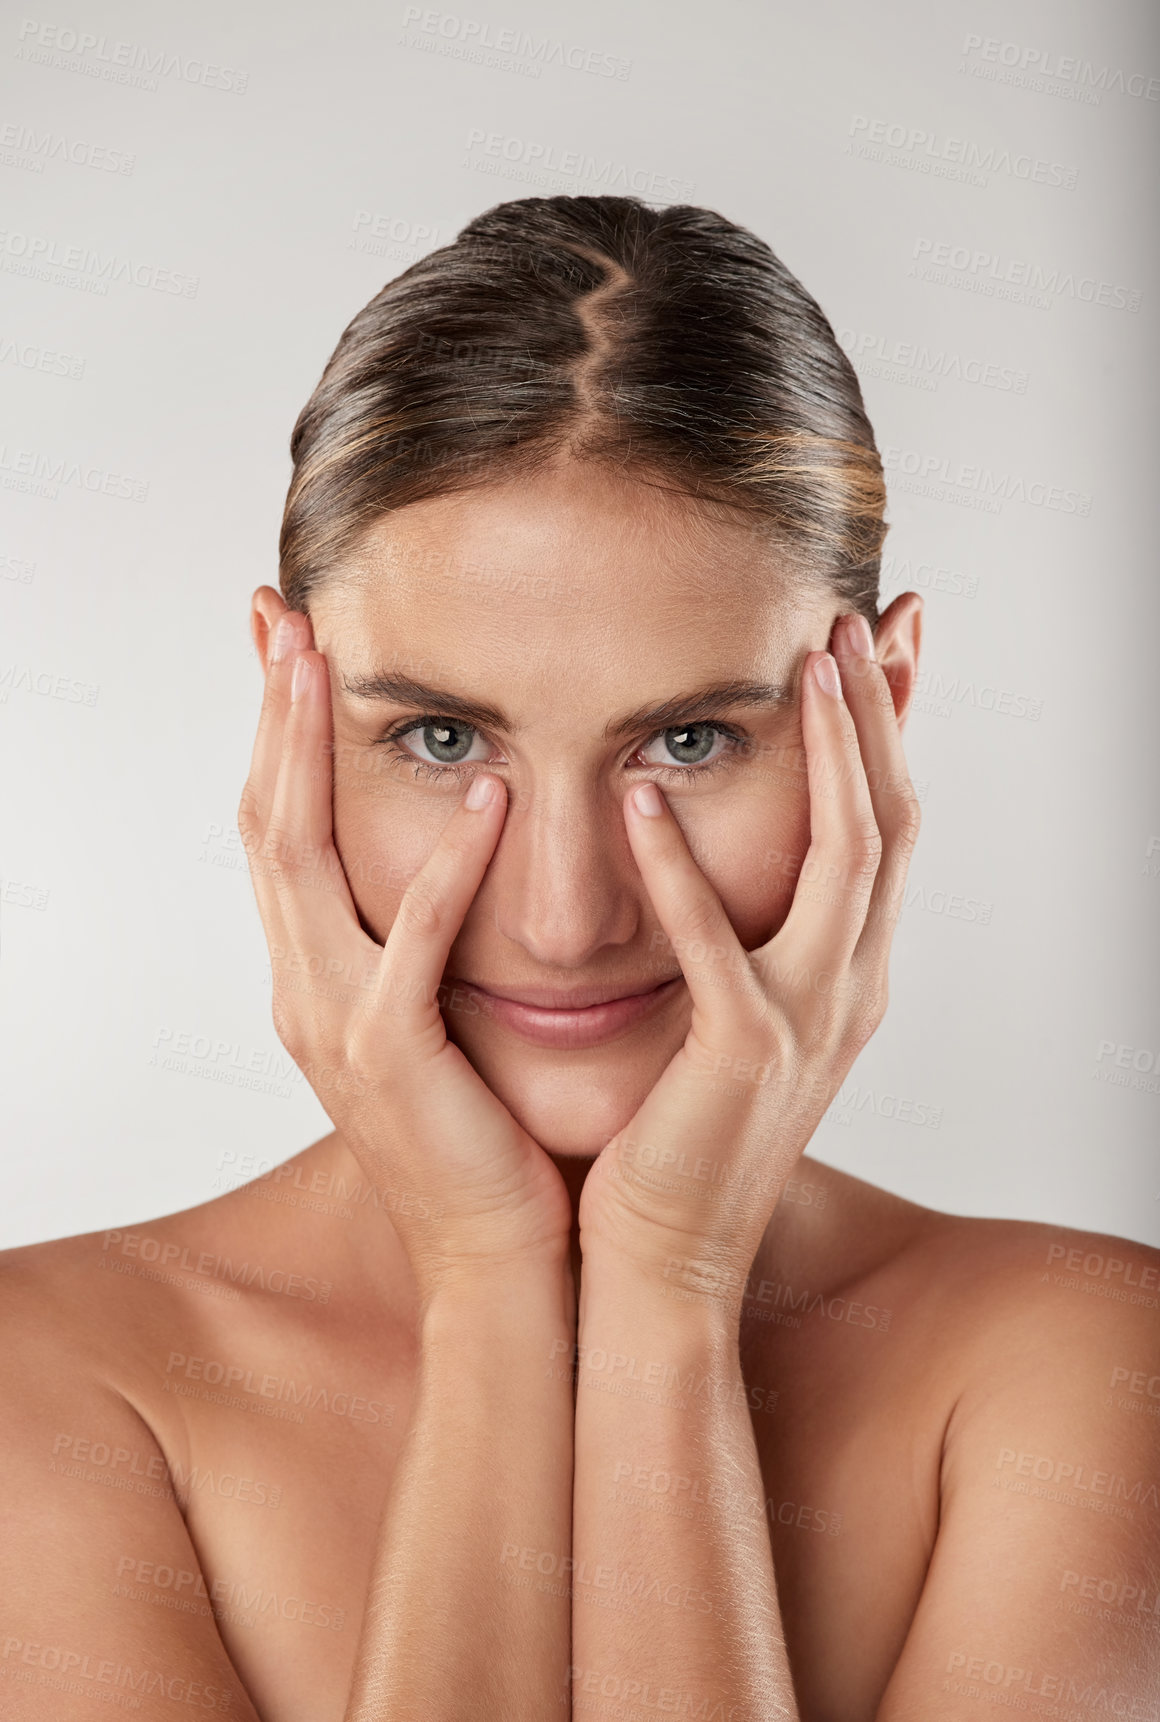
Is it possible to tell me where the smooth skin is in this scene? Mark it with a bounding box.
[1,458,1156,1721]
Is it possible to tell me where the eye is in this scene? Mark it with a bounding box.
[636,724,737,771]
[375,714,747,788]
[375,709,492,778]
[395,718,492,767]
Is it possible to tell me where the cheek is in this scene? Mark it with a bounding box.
[681,757,812,949]
[331,747,448,942]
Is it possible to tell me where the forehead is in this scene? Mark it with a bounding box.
[311,462,825,693]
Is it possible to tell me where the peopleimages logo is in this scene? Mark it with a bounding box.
[462,129,694,201]
[14,18,249,92]
[847,115,1077,190]
[0,443,148,502]
[838,328,1028,396]
[911,238,1141,313]
[0,335,85,378]
[400,7,631,79]
[882,444,1091,517]
[0,229,198,297]
[959,33,1159,103]
[0,121,135,175]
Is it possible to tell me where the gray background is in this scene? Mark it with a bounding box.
[2,0,1157,1249]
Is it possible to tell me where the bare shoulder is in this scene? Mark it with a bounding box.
[894,1193,1160,1485]
[0,1131,376,1358]
[0,1139,398,1721]
[750,1153,1160,1452]
[0,1219,263,1719]
[0,1216,184,1392]
[0,1214,191,1512]
[814,1180,1160,1712]
[0,1178,295,1376]
[0,1142,419,1719]
[0,1181,276,1527]
[774,1153,1160,1352]
[756,1161,1160,1714]
[882,1177,1160,1376]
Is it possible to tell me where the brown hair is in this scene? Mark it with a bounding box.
[279,195,887,622]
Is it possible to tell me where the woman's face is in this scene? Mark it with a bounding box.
[268,458,915,1158]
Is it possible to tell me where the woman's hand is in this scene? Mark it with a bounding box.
[578,611,921,1297]
[237,610,572,1298]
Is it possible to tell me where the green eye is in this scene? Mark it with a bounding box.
[396,719,490,767]
[639,725,733,770]
[663,725,717,764]
[412,721,476,763]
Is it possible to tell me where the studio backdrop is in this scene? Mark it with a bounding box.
[2,0,1157,1248]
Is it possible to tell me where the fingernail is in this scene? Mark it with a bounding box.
[632,782,665,817]
[291,656,312,702]
[845,614,876,661]
[271,615,296,663]
[465,774,496,811]
[813,653,843,698]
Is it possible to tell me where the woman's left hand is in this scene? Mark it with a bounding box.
[578,612,922,1300]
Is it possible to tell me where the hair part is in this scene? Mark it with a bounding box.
[279,195,887,623]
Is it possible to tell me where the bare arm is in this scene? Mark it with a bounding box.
[347,1263,575,1721]
[571,1253,794,1721]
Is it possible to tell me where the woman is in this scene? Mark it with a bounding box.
[3,195,1156,1721]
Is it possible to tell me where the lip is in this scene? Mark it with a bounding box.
[444,975,686,1049]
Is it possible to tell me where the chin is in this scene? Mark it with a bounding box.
[459,1041,667,1158]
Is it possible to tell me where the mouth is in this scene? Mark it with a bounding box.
[442,975,686,1050]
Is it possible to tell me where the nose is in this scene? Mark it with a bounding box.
[484,776,641,969]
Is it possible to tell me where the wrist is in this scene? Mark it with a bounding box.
[578,1238,747,1343]
[575,1251,747,1423]
[417,1246,576,1330]
[577,1151,767,1320]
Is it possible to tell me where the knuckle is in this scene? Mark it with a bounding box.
[260,817,292,866]
[397,879,444,940]
[842,819,884,879]
[236,783,264,850]
[894,792,923,850]
[340,1022,380,1082]
[262,820,310,876]
[706,998,775,1061]
[671,892,724,946]
[270,988,303,1058]
[809,985,846,1042]
[845,976,888,1047]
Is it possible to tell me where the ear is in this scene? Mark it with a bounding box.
[249,585,290,675]
[870,591,923,732]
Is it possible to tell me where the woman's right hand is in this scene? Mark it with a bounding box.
[237,608,573,1298]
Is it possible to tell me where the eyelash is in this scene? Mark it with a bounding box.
[373,717,752,785]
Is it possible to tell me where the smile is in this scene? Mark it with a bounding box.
[444,975,686,1049]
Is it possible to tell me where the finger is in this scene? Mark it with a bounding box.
[241,612,309,839]
[238,613,313,953]
[262,647,365,946]
[249,648,373,1036]
[761,650,881,986]
[372,772,510,1025]
[622,781,760,1034]
[830,614,922,968]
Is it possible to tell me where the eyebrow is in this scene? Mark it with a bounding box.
[340,670,794,738]
[604,679,794,740]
